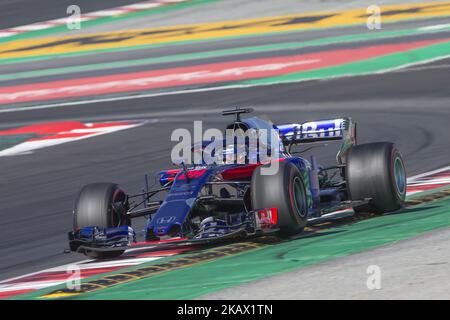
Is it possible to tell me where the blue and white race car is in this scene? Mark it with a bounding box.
[68,108,407,259]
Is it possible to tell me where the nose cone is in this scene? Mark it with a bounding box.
[154,222,181,237]
[155,226,169,236]
[152,213,176,236]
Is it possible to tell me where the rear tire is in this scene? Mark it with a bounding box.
[251,161,308,237]
[73,183,129,259]
[346,142,406,214]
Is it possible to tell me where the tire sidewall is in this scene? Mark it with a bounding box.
[73,183,128,230]
[389,148,407,202]
[252,161,308,236]
[346,142,406,213]
[286,167,308,227]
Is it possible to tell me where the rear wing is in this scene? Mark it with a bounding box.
[277,118,356,164]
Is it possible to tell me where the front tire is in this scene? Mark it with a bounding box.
[346,142,406,214]
[251,161,308,237]
[73,183,129,259]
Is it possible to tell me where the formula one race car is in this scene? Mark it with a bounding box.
[68,108,407,259]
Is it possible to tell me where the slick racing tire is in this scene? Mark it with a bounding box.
[346,142,406,214]
[251,161,308,237]
[73,183,129,259]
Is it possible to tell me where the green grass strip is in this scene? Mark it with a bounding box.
[241,39,450,85]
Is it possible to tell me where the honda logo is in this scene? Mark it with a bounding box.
[157,216,176,224]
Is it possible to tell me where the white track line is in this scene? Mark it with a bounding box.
[0,281,68,292]
[408,178,450,186]
[0,122,145,157]
[123,3,162,10]
[408,166,450,182]
[0,259,91,285]
[2,53,450,114]
[0,0,188,39]
[419,24,450,31]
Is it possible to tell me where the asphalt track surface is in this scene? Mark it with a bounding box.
[0,0,150,29]
[0,13,450,284]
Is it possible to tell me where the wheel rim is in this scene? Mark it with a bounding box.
[292,176,307,218]
[393,156,406,196]
[111,189,126,227]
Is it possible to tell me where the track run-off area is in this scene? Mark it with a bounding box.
[2,169,450,299]
[0,0,450,299]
